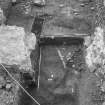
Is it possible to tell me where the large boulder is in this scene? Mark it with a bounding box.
[0,25,36,72]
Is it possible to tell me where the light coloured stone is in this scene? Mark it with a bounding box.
[32,0,45,5]
[85,27,105,73]
[6,84,11,90]
[0,25,36,71]
[104,0,105,7]
[103,101,105,105]
[11,0,16,2]
[0,8,6,25]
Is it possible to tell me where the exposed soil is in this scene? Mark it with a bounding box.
[0,0,105,105]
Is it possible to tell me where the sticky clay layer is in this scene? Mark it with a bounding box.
[0,25,36,71]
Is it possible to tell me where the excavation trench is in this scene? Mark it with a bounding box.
[19,34,85,105]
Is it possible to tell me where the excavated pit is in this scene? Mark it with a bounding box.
[19,34,85,105]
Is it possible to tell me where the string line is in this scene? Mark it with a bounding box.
[0,63,40,105]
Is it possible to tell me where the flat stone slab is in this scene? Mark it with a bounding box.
[41,18,91,38]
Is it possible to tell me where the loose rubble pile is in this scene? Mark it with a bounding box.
[0,68,20,105]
